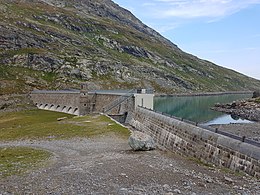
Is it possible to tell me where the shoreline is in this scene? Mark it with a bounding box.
[155,91,253,97]
[212,98,260,122]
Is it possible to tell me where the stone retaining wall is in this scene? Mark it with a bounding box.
[130,107,260,177]
[30,91,135,116]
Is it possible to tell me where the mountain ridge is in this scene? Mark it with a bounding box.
[1,0,260,95]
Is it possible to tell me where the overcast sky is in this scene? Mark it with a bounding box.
[113,0,260,80]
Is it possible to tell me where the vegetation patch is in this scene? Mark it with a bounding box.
[187,157,214,168]
[0,110,130,141]
[254,97,260,103]
[0,147,51,178]
[0,64,59,94]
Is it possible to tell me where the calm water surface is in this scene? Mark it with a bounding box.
[154,94,252,125]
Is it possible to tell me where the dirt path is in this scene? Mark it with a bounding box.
[0,135,259,195]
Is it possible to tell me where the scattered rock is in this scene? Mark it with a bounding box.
[224,176,234,184]
[120,173,128,178]
[70,68,81,78]
[164,193,174,195]
[57,117,68,121]
[197,182,206,188]
[119,188,128,193]
[173,189,181,194]
[128,131,156,151]
[205,177,213,183]
[163,184,171,192]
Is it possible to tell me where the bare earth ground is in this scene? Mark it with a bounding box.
[0,134,259,195]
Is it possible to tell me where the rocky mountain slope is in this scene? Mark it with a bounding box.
[1,0,260,95]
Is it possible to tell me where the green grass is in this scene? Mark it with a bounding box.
[0,109,130,178]
[2,48,46,58]
[220,167,245,177]
[41,72,58,82]
[187,157,214,168]
[254,97,260,103]
[0,110,130,141]
[0,64,59,94]
[0,147,51,178]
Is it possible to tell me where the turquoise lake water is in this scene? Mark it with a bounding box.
[154,94,252,125]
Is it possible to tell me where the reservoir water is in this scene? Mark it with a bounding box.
[154,94,252,125]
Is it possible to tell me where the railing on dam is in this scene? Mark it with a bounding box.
[139,106,260,148]
[103,89,136,113]
[32,89,80,94]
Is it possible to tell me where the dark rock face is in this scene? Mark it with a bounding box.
[1,0,260,94]
[253,91,260,98]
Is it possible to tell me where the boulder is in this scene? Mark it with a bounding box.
[128,131,156,151]
[253,91,260,98]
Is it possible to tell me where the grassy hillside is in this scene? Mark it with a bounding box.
[1,0,260,95]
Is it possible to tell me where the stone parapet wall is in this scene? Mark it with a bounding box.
[30,92,80,115]
[130,107,260,177]
[31,92,80,107]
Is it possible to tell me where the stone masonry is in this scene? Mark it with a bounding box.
[130,107,260,178]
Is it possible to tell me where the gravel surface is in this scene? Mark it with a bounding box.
[0,135,259,195]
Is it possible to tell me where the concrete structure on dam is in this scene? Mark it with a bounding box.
[30,84,154,117]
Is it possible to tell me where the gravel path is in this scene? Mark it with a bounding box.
[0,135,259,195]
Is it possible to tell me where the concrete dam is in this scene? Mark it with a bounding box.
[30,85,260,178]
[30,84,154,116]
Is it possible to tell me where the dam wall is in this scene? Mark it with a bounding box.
[30,90,80,115]
[30,88,152,117]
[130,107,260,177]
[30,90,129,116]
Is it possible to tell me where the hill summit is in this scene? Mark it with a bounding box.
[1,0,260,94]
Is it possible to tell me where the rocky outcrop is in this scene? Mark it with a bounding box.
[0,94,36,113]
[213,98,260,122]
[253,91,260,98]
[1,0,260,95]
[128,131,156,151]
